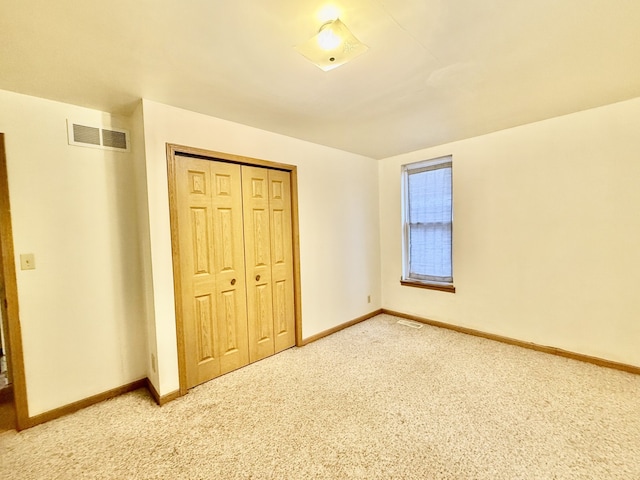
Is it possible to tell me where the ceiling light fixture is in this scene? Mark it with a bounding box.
[295,18,368,71]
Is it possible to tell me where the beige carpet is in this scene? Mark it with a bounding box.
[1,314,639,479]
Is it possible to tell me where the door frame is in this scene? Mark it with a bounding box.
[166,143,303,396]
[0,133,29,430]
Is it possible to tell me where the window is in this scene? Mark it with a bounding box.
[401,156,454,292]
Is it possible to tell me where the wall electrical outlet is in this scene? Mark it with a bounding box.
[20,253,36,270]
[367,295,371,304]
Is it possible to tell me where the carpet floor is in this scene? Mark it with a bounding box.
[1,313,639,479]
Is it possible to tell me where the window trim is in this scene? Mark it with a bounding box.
[401,155,454,293]
[400,279,456,293]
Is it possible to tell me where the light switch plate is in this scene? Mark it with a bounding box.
[20,253,35,270]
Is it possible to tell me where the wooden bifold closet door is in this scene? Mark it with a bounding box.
[176,157,295,389]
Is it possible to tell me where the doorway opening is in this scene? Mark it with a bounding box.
[0,313,13,432]
[0,132,29,431]
[0,322,7,387]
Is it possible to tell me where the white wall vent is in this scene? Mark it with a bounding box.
[396,319,424,329]
[67,120,130,152]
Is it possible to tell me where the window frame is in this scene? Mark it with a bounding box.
[401,155,455,293]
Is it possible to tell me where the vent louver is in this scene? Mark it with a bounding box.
[67,120,130,152]
[73,124,101,145]
[396,319,424,329]
[101,129,127,150]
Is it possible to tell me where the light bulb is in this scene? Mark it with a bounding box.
[316,23,342,51]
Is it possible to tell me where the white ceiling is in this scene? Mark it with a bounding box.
[1,1,639,159]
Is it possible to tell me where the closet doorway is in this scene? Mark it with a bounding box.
[167,145,302,394]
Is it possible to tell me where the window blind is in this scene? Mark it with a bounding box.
[406,159,452,283]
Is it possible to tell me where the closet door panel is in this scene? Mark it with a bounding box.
[176,157,220,388]
[211,162,250,374]
[242,166,275,362]
[269,170,296,352]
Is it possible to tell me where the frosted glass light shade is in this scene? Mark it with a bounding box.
[295,19,368,71]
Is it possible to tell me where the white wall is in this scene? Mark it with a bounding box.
[0,90,148,415]
[379,97,640,367]
[140,100,382,396]
[130,101,160,389]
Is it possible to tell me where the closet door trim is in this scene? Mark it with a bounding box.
[166,143,302,396]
